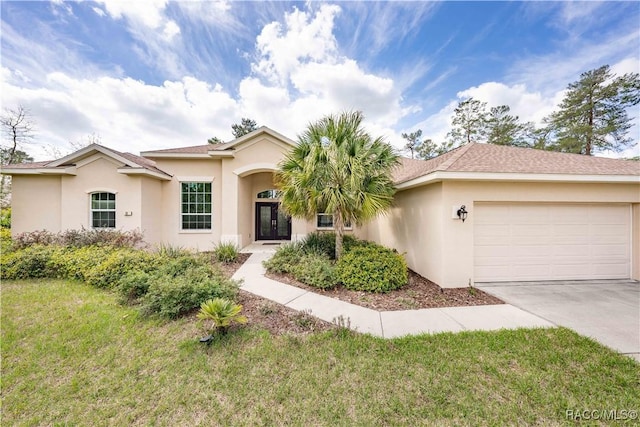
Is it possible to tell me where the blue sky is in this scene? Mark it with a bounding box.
[1,1,639,160]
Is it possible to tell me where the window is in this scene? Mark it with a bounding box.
[181,182,212,230]
[257,189,281,199]
[91,192,116,228]
[316,213,351,229]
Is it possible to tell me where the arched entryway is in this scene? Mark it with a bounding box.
[255,189,291,240]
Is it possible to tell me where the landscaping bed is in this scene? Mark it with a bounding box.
[266,269,503,311]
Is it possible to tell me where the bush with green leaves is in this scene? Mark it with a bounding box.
[262,242,303,274]
[52,246,118,282]
[301,232,363,259]
[116,270,152,303]
[0,207,11,229]
[12,228,145,250]
[213,242,239,263]
[1,227,13,253]
[291,252,337,289]
[336,245,408,293]
[85,249,158,289]
[0,244,61,279]
[140,268,238,319]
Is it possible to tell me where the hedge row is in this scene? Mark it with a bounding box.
[1,244,238,319]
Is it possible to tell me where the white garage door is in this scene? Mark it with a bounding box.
[474,203,631,282]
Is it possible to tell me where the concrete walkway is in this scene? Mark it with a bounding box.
[232,251,553,339]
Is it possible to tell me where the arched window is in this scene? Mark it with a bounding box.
[257,189,281,199]
[91,192,116,228]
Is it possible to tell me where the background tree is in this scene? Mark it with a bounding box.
[1,105,35,166]
[486,105,533,147]
[447,98,490,146]
[401,130,423,159]
[208,136,224,144]
[275,111,398,259]
[231,118,258,138]
[1,105,36,204]
[416,139,455,160]
[548,65,640,155]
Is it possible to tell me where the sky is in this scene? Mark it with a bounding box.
[1,0,639,161]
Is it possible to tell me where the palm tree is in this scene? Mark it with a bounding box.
[275,111,399,259]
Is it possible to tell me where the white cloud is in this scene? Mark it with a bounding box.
[95,0,180,42]
[92,7,106,17]
[253,4,341,86]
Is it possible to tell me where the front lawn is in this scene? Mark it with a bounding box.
[2,279,638,425]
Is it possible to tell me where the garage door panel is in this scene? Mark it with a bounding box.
[552,245,590,256]
[474,203,630,282]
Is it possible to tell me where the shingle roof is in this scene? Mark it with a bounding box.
[143,143,230,154]
[394,143,640,184]
[3,144,172,178]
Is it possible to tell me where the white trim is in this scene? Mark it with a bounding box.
[1,166,77,175]
[221,126,297,150]
[396,171,640,190]
[179,180,213,232]
[233,163,278,177]
[89,191,117,229]
[86,187,118,194]
[48,144,138,169]
[117,167,172,180]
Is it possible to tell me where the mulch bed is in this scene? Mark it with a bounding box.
[217,252,503,336]
[266,270,504,311]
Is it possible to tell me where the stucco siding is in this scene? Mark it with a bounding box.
[140,177,163,246]
[367,183,444,285]
[154,158,221,250]
[60,156,142,232]
[11,176,62,235]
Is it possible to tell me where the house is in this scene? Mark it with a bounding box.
[3,127,639,287]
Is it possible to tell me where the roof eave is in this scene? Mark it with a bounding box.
[395,171,640,190]
[1,166,77,176]
[117,167,172,180]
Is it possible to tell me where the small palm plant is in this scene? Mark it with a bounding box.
[197,298,247,336]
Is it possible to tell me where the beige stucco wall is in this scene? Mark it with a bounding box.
[60,155,142,232]
[11,175,62,235]
[152,158,221,251]
[368,180,640,287]
[140,177,163,246]
[366,183,444,284]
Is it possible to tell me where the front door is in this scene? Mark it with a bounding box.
[256,202,291,240]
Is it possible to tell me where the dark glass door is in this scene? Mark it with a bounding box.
[256,202,291,240]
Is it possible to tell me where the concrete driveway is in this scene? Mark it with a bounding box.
[477,280,640,361]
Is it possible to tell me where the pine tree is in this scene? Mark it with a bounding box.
[549,65,640,155]
[486,105,533,147]
[447,98,491,146]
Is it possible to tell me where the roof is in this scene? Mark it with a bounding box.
[141,126,297,157]
[394,143,640,184]
[2,144,172,180]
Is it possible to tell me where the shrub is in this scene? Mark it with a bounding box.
[53,246,118,282]
[262,242,303,274]
[85,249,157,289]
[117,271,152,303]
[291,252,337,289]
[0,244,61,279]
[336,245,408,293]
[155,244,190,258]
[0,207,11,229]
[12,228,145,250]
[213,242,239,263]
[301,232,365,259]
[140,272,238,319]
[0,228,13,253]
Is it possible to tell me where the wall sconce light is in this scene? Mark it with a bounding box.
[457,205,468,222]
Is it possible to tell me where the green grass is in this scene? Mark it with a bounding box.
[2,279,638,426]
